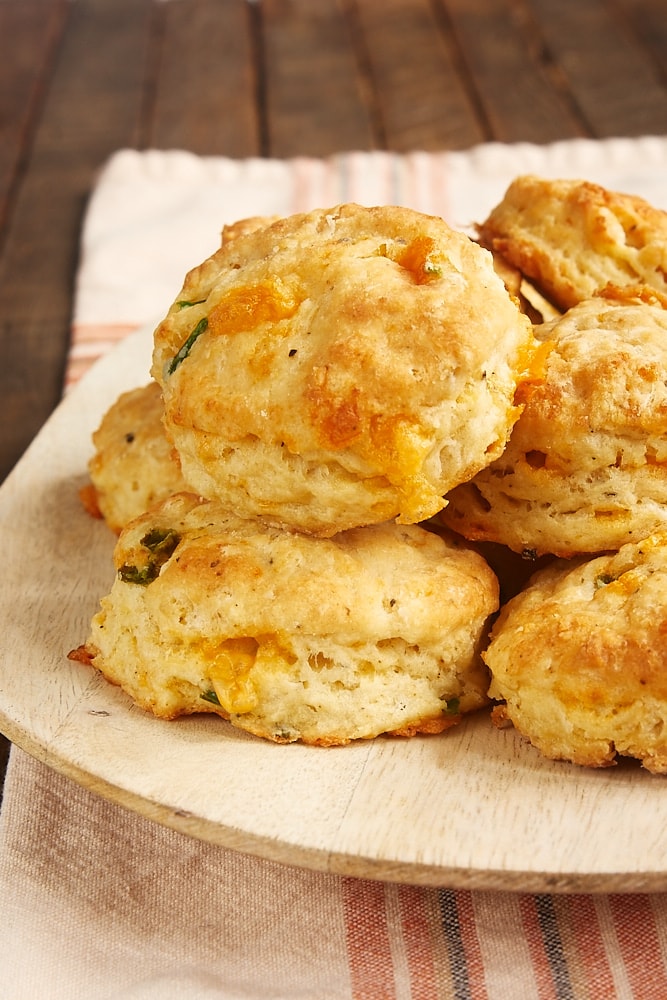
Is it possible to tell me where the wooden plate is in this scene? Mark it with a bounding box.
[1,325,667,893]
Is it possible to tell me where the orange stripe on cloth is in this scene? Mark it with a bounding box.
[396,885,441,999]
[558,894,616,999]
[454,891,488,1000]
[609,894,667,998]
[342,878,397,1000]
[65,323,142,388]
[650,895,667,972]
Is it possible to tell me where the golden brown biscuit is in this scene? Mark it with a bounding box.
[76,492,498,746]
[478,175,667,311]
[87,382,189,533]
[484,532,667,773]
[440,297,667,557]
[151,203,535,537]
[221,215,281,244]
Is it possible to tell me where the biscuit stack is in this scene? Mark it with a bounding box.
[76,203,535,746]
[456,176,667,773]
[76,183,667,771]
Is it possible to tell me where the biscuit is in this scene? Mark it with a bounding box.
[76,492,498,746]
[87,382,189,533]
[484,532,667,772]
[221,215,281,244]
[478,175,667,311]
[440,296,667,557]
[484,245,550,324]
[151,203,535,536]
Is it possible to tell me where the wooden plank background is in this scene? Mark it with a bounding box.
[0,0,666,790]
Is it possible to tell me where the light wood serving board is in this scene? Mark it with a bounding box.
[1,325,666,893]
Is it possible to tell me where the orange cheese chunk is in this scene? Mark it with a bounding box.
[395,236,443,284]
[207,280,300,336]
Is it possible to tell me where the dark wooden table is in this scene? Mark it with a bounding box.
[0,0,666,791]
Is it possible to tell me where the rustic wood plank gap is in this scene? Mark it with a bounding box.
[340,0,387,150]
[0,0,71,252]
[528,0,667,138]
[432,0,496,144]
[137,0,167,150]
[506,0,591,139]
[149,0,259,156]
[610,0,667,91]
[249,0,271,157]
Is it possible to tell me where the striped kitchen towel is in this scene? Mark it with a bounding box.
[2,748,667,999]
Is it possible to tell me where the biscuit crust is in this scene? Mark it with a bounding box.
[484,532,667,772]
[88,382,188,533]
[152,203,534,536]
[82,493,498,746]
[478,175,667,311]
[441,297,667,557]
